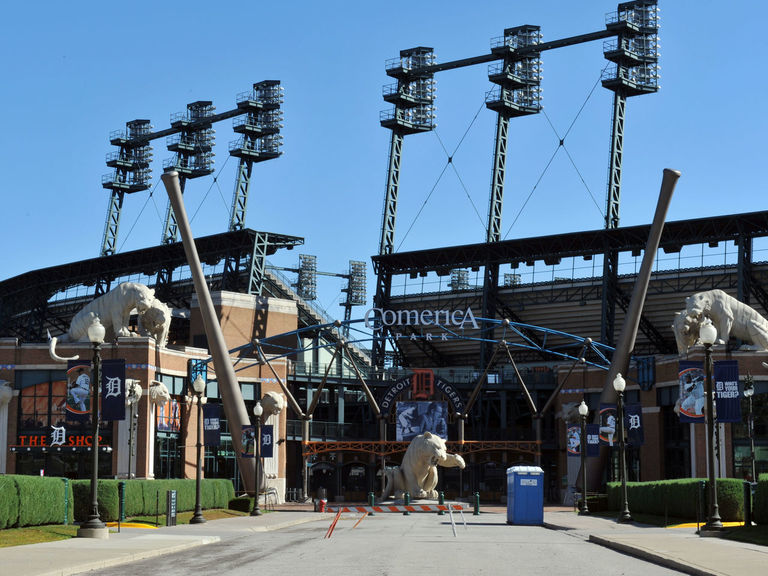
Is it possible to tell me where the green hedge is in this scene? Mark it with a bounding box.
[229,495,253,513]
[0,476,73,528]
[0,476,20,529]
[0,475,234,527]
[754,473,768,525]
[73,478,235,522]
[607,478,746,522]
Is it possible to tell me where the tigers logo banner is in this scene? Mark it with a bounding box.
[714,360,741,423]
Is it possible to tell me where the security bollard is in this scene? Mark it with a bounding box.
[368,491,376,516]
[474,491,480,516]
[119,481,126,521]
[438,491,445,516]
[743,481,753,528]
[404,491,411,515]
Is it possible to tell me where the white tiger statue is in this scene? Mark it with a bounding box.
[137,299,172,347]
[49,283,172,361]
[672,289,768,354]
[382,432,465,500]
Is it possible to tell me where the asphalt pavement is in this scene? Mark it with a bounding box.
[1,504,766,576]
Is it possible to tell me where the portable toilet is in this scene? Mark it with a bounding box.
[506,465,544,525]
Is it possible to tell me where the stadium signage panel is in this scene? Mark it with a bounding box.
[364,307,479,331]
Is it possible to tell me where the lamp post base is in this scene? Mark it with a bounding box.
[189,511,207,524]
[700,524,724,537]
[617,511,633,523]
[251,506,263,517]
[77,526,109,539]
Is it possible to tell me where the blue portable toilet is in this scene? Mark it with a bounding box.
[506,465,544,525]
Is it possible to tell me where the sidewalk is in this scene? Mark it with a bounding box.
[0,507,330,576]
[1,505,767,576]
[543,508,768,576]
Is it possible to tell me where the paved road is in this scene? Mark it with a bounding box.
[71,511,685,576]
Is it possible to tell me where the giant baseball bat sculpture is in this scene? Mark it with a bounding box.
[162,171,256,493]
[587,168,680,490]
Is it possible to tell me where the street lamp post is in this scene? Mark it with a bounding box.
[744,375,756,483]
[578,400,590,515]
[190,375,207,524]
[251,401,263,516]
[613,373,633,523]
[78,318,107,538]
[700,318,723,531]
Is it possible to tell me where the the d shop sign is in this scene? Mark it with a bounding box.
[364,307,479,331]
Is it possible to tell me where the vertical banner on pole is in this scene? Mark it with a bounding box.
[203,403,221,447]
[241,425,255,458]
[598,404,618,447]
[586,424,600,457]
[624,404,644,446]
[261,424,274,458]
[678,361,705,423]
[567,425,580,457]
[101,359,126,421]
[713,360,741,423]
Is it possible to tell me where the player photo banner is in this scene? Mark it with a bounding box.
[396,401,448,441]
[66,360,92,422]
[567,424,601,457]
[598,404,618,447]
[714,360,741,423]
[566,425,580,457]
[202,403,221,447]
[678,361,705,423]
[241,425,255,458]
[101,359,126,421]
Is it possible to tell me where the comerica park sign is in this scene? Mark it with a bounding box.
[364,307,479,333]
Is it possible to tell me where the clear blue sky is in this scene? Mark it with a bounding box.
[1,1,766,317]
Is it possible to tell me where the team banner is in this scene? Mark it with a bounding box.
[434,377,465,414]
[598,404,618,446]
[261,424,274,458]
[202,403,221,447]
[567,424,600,456]
[66,360,92,422]
[241,425,256,458]
[101,359,126,421]
[586,424,600,457]
[624,404,644,446]
[678,361,705,423]
[566,425,580,457]
[714,360,741,423]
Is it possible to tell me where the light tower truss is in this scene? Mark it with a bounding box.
[228,81,285,232]
[99,81,284,263]
[100,120,154,260]
[221,81,285,293]
[599,0,660,345]
[161,100,217,245]
[267,257,367,336]
[373,0,660,370]
[296,254,318,301]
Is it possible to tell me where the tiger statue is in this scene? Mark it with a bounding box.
[672,289,768,354]
[381,432,465,500]
[49,283,172,361]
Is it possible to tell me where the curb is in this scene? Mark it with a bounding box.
[588,534,716,576]
[34,536,220,576]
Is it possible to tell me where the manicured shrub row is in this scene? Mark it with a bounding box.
[606,478,747,522]
[0,476,73,528]
[71,478,235,522]
[754,473,768,525]
[0,475,234,527]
